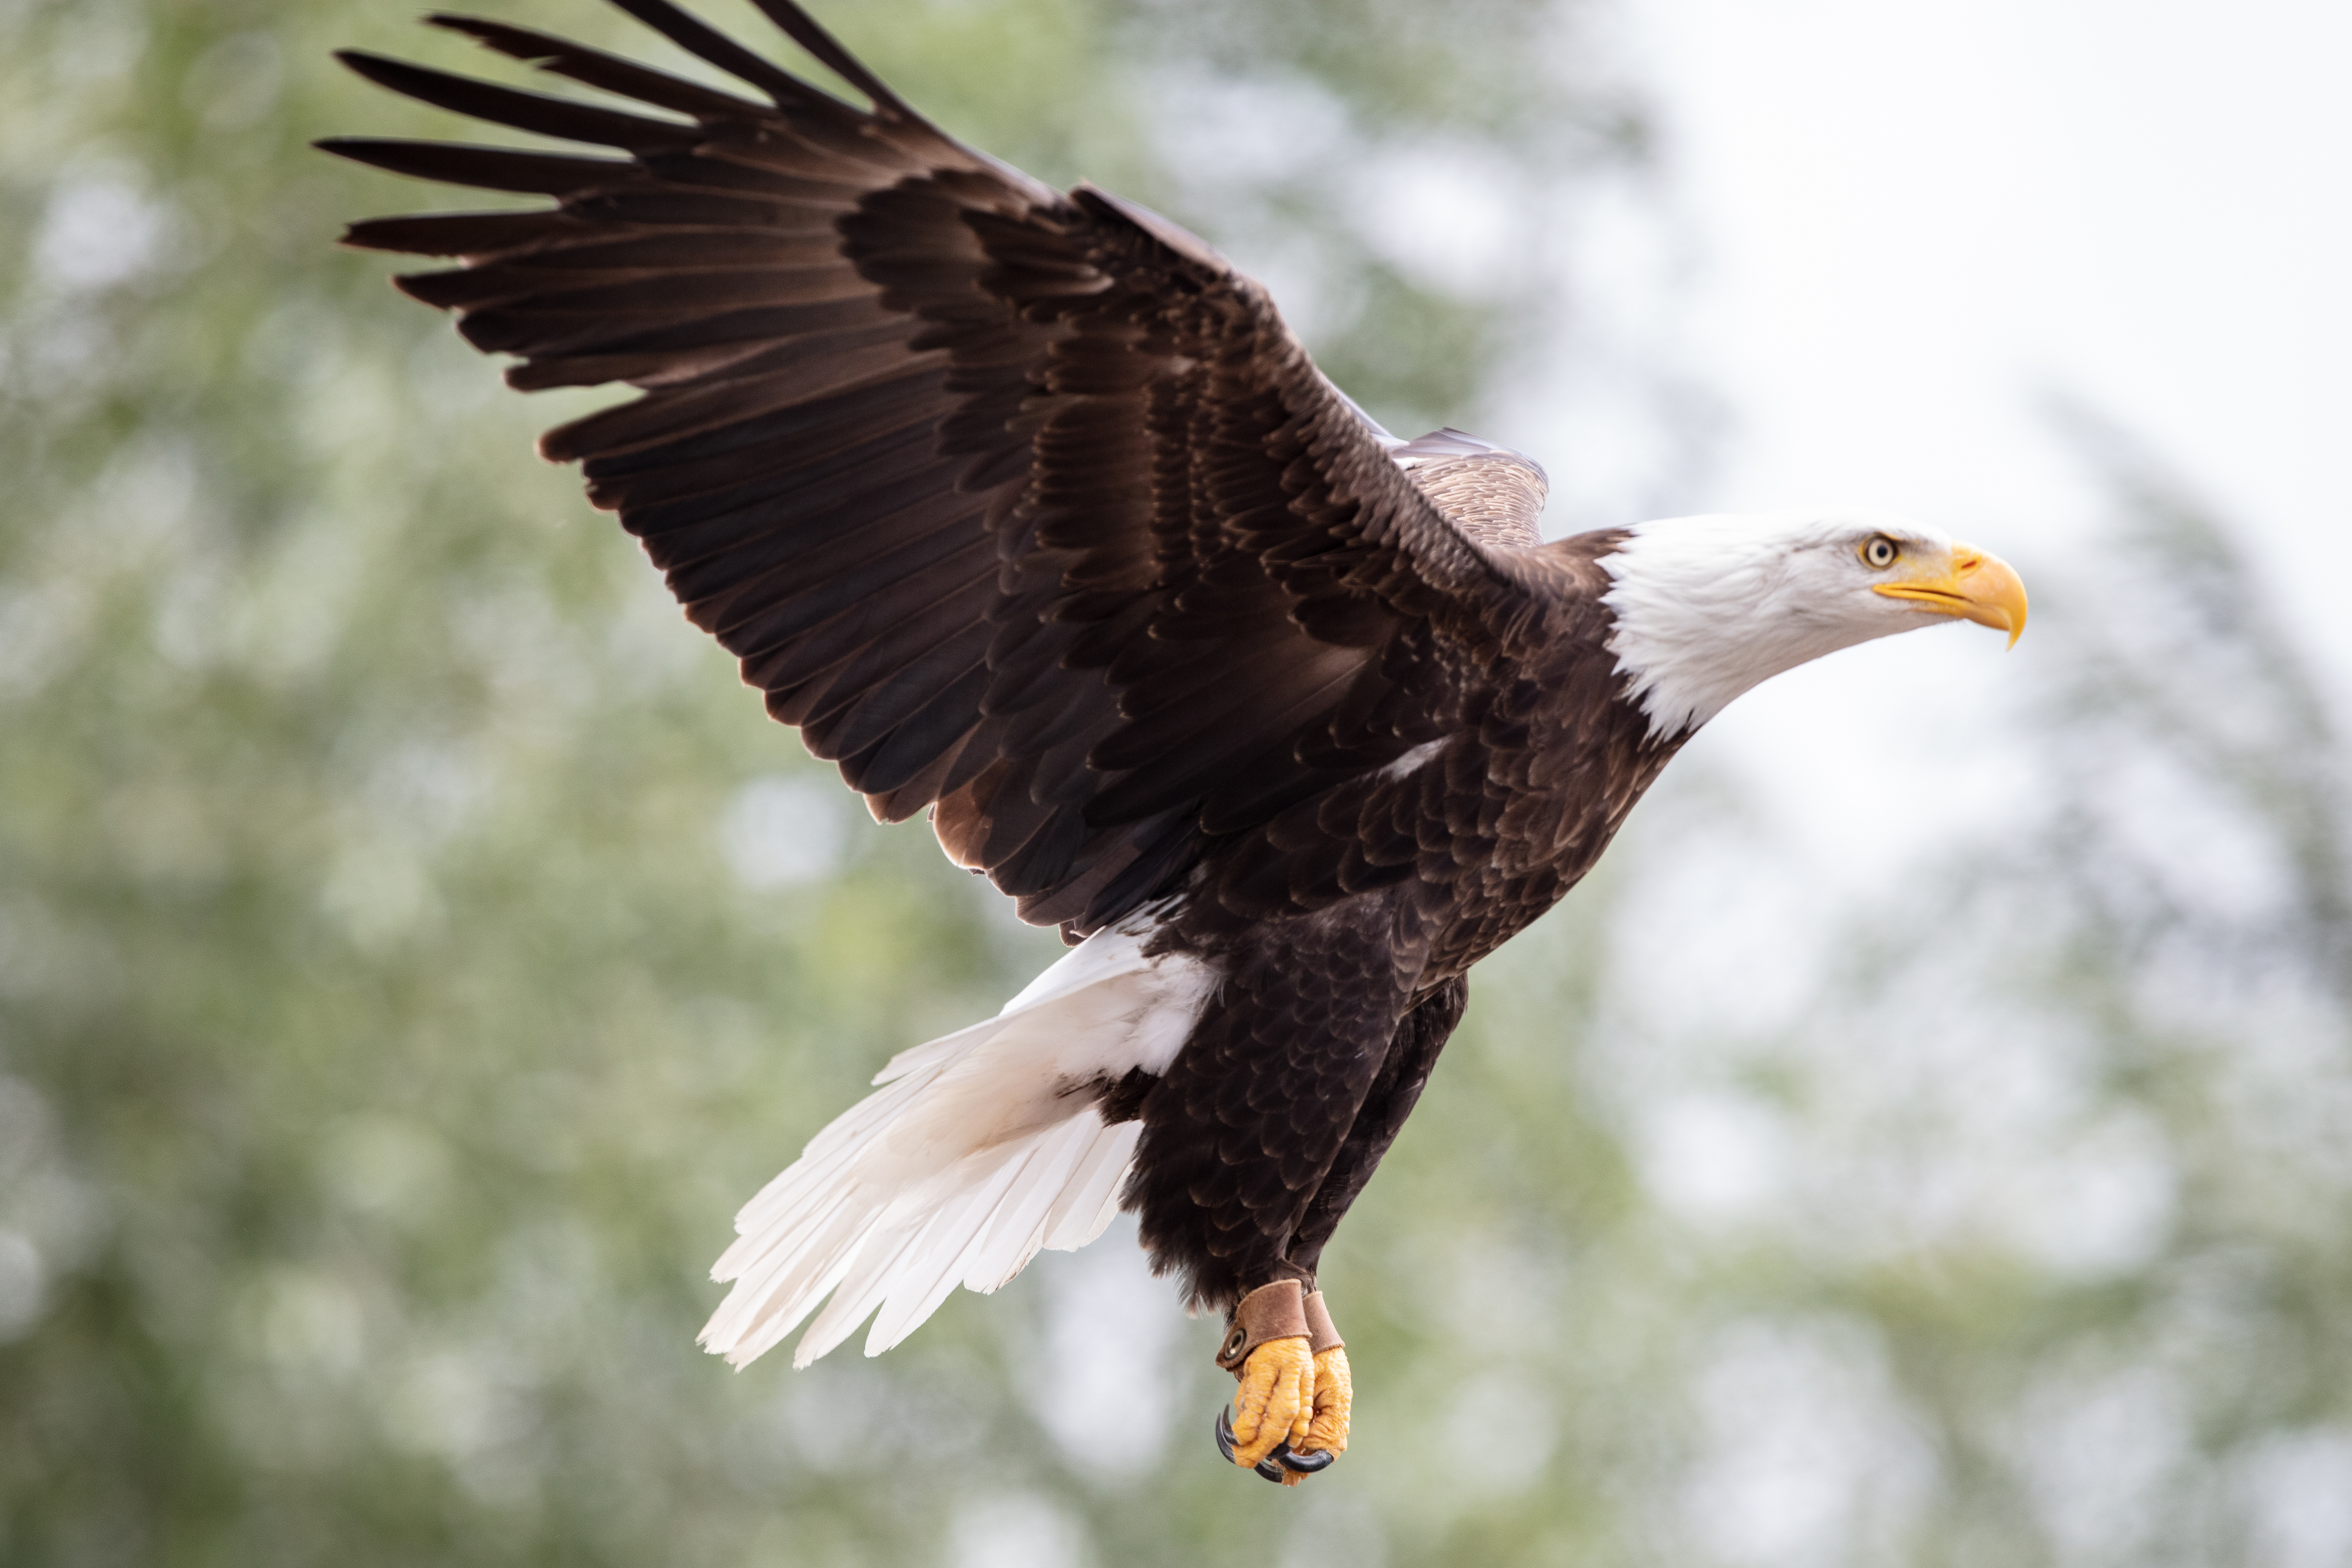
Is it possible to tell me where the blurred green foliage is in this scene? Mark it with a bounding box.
[0,0,1640,1563]
[5,1,2350,1566]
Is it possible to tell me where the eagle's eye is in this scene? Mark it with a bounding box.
[1860,535,1900,569]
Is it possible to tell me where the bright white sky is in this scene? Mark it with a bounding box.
[1617,0,2352,888]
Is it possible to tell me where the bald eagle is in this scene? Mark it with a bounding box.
[325,0,2026,1484]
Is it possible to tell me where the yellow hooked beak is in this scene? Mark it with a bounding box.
[1872,542,2029,648]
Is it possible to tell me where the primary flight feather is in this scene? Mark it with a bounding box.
[326,0,2026,1483]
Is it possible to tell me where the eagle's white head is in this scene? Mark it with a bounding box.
[1599,510,2029,739]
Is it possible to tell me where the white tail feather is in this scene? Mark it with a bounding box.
[699,921,1213,1370]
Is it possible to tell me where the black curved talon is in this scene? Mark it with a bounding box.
[1213,1408,1305,1483]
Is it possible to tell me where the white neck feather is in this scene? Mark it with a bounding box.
[1599,511,1952,739]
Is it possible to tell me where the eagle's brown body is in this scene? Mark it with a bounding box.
[1137,523,1679,1304]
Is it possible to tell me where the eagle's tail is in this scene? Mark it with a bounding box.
[697,919,1215,1370]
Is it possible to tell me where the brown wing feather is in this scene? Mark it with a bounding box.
[328,0,1568,937]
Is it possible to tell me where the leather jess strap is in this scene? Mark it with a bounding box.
[1302,1290,1344,1356]
[1215,1280,1309,1374]
[1215,1281,1345,1374]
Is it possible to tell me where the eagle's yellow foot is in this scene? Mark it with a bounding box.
[1220,1333,1315,1472]
[1267,1344,1354,1483]
[1303,1344,1351,1457]
[1211,1281,1349,1483]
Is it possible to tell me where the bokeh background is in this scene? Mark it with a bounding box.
[4,1,2350,1564]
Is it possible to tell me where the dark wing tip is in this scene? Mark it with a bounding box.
[329,48,436,98]
[422,12,561,59]
[743,0,911,119]
[335,209,579,258]
[316,137,384,253]
[424,11,506,35]
[311,137,634,196]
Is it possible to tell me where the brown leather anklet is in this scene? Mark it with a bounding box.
[1302,1290,1343,1355]
[1214,1280,1310,1375]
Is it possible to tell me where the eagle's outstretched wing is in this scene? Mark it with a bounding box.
[323,0,1554,935]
